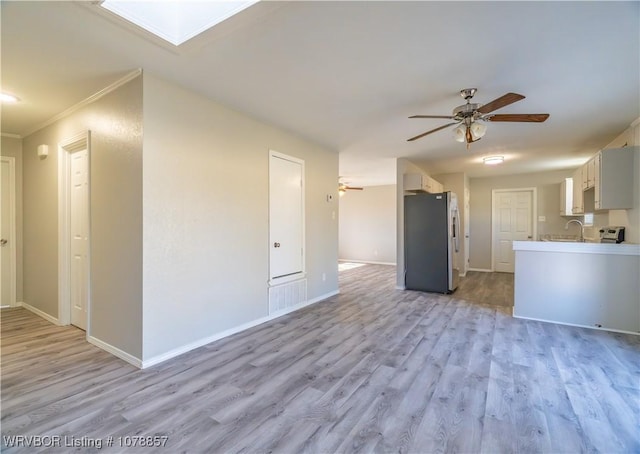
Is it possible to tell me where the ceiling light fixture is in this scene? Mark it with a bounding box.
[453,121,487,149]
[453,124,466,143]
[483,156,504,165]
[1,92,20,103]
[470,122,487,140]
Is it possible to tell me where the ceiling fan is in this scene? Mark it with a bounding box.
[338,178,363,194]
[407,88,549,147]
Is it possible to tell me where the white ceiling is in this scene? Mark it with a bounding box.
[2,1,639,185]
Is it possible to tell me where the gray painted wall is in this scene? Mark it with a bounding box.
[468,169,579,270]
[339,184,396,264]
[22,76,143,358]
[141,73,339,361]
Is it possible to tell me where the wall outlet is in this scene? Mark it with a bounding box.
[538,216,546,222]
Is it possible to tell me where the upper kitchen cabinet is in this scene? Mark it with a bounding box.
[593,147,636,210]
[584,157,596,190]
[572,167,584,214]
[404,173,444,194]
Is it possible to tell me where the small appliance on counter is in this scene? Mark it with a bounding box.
[599,226,625,243]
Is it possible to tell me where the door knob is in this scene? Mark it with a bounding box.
[273,242,281,248]
[0,239,7,246]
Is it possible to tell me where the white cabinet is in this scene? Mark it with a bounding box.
[572,167,584,214]
[560,178,573,216]
[404,173,444,194]
[594,147,635,210]
[585,158,596,189]
[593,153,600,209]
[581,161,589,190]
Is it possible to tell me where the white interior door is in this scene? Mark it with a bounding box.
[269,152,304,280]
[493,190,533,273]
[464,186,470,275]
[1,157,16,307]
[70,149,89,330]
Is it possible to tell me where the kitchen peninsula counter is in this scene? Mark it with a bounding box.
[513,240,640,334]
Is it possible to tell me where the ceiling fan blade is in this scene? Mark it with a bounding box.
[409,115,456,119]
[407,122,459,142]
[477,92,525,114]
[487,113,550,122]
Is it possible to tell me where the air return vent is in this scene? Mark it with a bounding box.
[268,279,307,315]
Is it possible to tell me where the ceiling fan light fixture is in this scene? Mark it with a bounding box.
[1,92,20,103]
[453,124,466,142]
[470,121,487,139]
[483,156,504,165]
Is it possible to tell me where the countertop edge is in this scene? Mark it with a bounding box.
[513,241,640,256]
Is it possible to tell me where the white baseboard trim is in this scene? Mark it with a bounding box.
[467,268,493,273]
[395,285,406,290]
[339,259,396,266]
[141,289,340,369]
[513,314,640,336]
[19,301,61,325]
[88,336,143,368]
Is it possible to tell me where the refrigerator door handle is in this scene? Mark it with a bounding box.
[453,208,460,253]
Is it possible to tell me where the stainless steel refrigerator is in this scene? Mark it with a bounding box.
[404,191,460,293]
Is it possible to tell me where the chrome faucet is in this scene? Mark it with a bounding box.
[565,219,584,242]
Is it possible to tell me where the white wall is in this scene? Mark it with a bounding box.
[339,185,396,264]
[141,73,339,361]
[21,76,143,358]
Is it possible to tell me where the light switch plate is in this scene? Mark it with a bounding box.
[538,216,546,222]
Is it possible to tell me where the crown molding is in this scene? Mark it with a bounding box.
[23,68,142,138]
[1,133,22,139]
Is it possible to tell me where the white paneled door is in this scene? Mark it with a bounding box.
[269,152,304,281]
[70,149,89,330]
[1,157,16,307]
[493,190,533,273]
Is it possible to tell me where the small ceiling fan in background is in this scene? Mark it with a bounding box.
[407,88,549,148]
[338,177,363,195]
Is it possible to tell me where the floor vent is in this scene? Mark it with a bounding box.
[269,279,307,315]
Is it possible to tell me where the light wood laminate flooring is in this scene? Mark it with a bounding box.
[2,264,638,452]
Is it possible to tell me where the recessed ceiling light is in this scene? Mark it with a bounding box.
[483,156,504,165]
[1,92,20,103]
[100,0,260,46]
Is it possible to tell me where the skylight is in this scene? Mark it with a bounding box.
[100,1,259,46]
